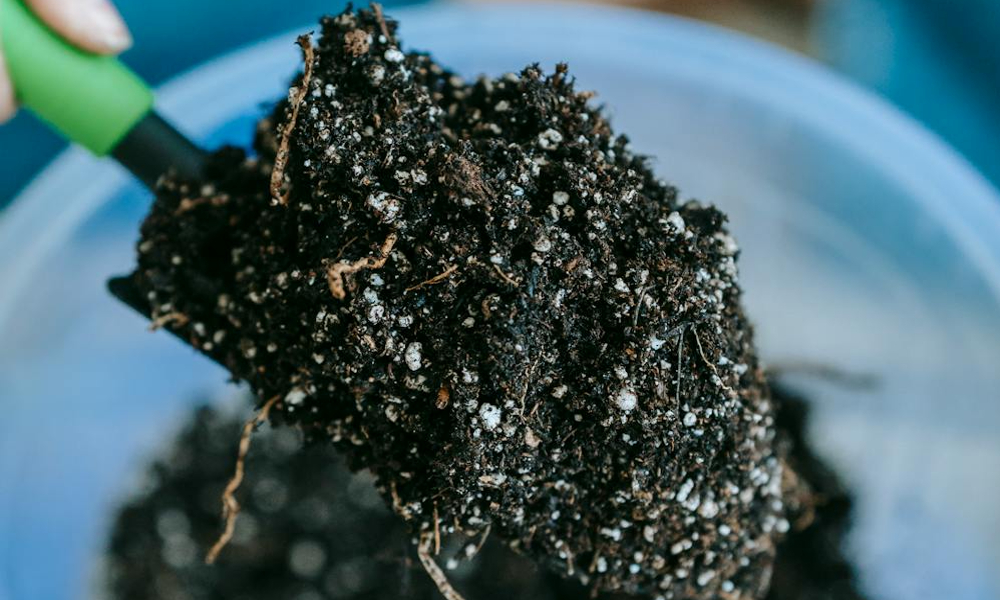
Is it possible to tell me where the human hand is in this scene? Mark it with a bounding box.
[1,0,132,123]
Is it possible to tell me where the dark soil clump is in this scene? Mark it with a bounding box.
[128,5,806,597]
[103,391,866,600]
[766,387,866,600]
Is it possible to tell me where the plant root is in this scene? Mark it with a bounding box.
[417,531,467,600]
[205,394,281,564]
[270,36,315,206]
[326,233,397,300]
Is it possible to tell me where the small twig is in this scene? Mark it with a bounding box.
[675,325,685,407]
[691,326,735,396]
[518,358,539,417]
[326,233,398,300]
[389,480,414,520]
[174,195,228,216]
[406,264,458,292]
[565,548,576,577]
[417,531,467,600]
[206,394,281,564]
[175,197,207,216]
[492,264,520,287]
[270,35,315,205]
[529,400,542,418]
[632,285,648,328]
[334,235,359,262]
[149,312,189,331]
[587,551,603,575]
[371,3,392,40]
[433,504,441,555]
[560,428,576,445]
[470,524,491,559]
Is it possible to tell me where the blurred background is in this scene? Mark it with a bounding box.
[1,0,999,205]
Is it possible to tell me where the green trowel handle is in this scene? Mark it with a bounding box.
[1,0,153,155]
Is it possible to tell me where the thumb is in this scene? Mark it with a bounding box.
[27,0,132,56]
[0,42,15,123]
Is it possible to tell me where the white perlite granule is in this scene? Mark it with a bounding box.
[479,403,502,430]
[404,342,423,371]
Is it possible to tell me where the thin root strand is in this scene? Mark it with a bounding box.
[326,233,398,299]
[149,312,189,331]
[205,394,281,564]
[417,531,467,600]
[406,264,458,292]
[270,36,315,205]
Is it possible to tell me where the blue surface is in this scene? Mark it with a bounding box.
[818,0,1000,188]
[0,0,420,207]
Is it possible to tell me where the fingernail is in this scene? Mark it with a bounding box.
[80,0,133,54]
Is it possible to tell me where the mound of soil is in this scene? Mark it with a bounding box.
[127,5,812,597]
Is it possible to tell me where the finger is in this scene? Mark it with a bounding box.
[0,46,16,124]
[27,0,132,56]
